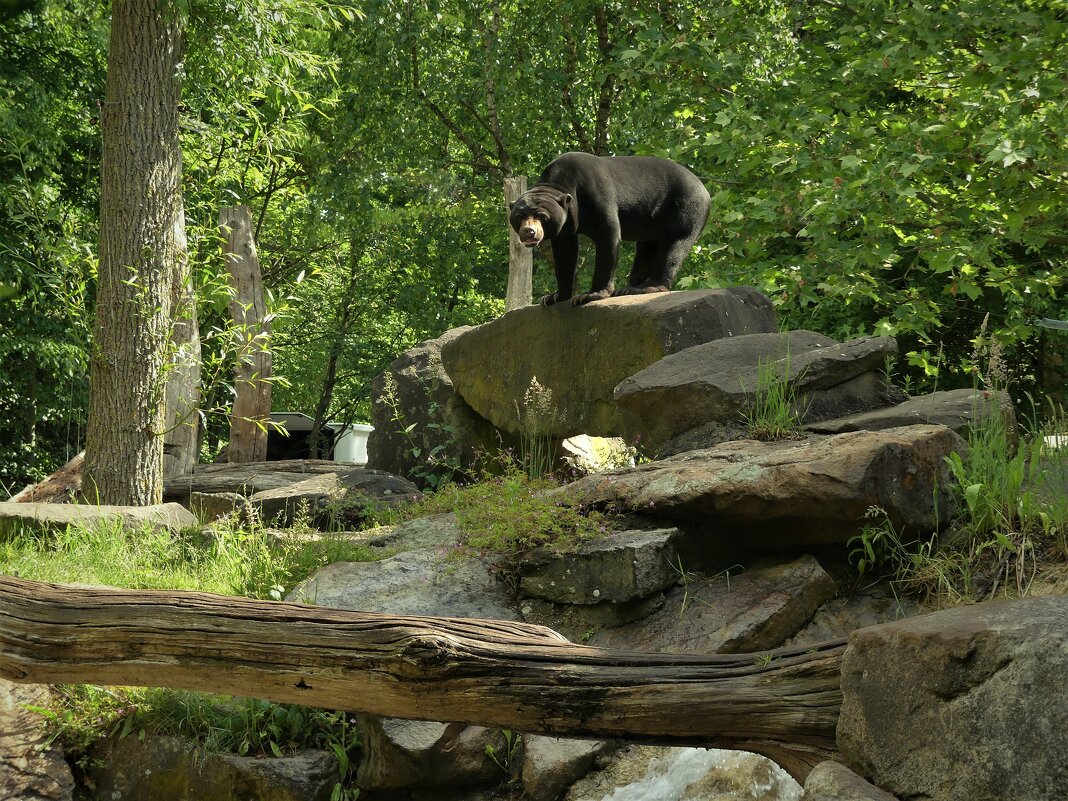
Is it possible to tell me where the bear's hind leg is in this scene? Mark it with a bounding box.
[614,236,695,296]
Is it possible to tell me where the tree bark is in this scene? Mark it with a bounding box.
[220,205,272,463]
[0,576,844,780]
[504,176,533,312]
[84,0,186,505]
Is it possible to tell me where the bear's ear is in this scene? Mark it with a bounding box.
[562,193,573,208]
[508,200,516,210]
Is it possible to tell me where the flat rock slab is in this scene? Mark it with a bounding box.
[590,555,836,654]
[287,549,520,621]
[806,387,1015,437]
[802,761,899,801]
[0,500,196,537]
[838,595,1068,801]
[615,331,897,450]
[441,287,776,439]
[518,527,682,604]
[250,470,420,527]
[564,425,962,547]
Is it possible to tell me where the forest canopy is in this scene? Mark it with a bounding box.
[1,0,1065,491]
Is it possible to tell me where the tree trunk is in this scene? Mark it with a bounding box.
[163,236,202,478]
[0,576,844,780]
[504,176,533,312]
[84,0,186,506]
[220,205,272,463]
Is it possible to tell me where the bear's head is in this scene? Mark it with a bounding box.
[508,188,572,247]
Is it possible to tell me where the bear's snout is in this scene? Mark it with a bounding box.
[517,217,544,246]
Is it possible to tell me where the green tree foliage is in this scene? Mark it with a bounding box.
[620,0,1066,389]
[1,0,1064,491]
[0,1,106,491]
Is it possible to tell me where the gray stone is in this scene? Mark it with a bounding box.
[0,679,74,801]
[367,327,505,488]
[562,426,962,549]
[519,594,667,644]
[287,548,520,621]
[521,736,611,801]
[806,387,1016,439]
[802,761,899,801]
[367,512,463,551]
[249,469,420,528]
[590,555,836,654]
[785,585,920,648]
[188,490,252,522]
[563,745,801,801]
[356,718,507,791]
[614,331,897,450]
[0,500,196,537]
[518,528,682,604]
[441,288,777,439]
[838,595,1068,801]
[88,734,337,801]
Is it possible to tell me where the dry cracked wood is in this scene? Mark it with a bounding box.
[0,575,844,779]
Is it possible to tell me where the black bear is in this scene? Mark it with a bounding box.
[508,152,711,306]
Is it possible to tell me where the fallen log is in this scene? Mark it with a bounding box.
[0,575,844,780]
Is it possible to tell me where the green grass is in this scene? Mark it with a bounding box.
[849,398,1068,604]
[0,512,380,600]
[741,353,807,441]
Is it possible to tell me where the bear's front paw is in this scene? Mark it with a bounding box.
[571,290,613,306]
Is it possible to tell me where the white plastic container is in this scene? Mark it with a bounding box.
[332,423,374,464]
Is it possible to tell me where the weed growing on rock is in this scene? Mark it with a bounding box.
[516,374,556,478]
[742,353,807,441]
[410,466,622,593]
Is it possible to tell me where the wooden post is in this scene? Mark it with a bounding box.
[504,176,533,312]
[220,206,271,463]
[0,576,845,780]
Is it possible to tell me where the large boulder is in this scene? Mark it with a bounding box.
[441,288,777,439]
[0,500,196,537]
[590,555,836,654]
[563,426,962,551]
[614,331,897,451]
[0,679,74,801]
[837,595,1068,801]
[366,328,504,488]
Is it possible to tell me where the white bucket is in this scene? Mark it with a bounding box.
[332,423,374,464]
